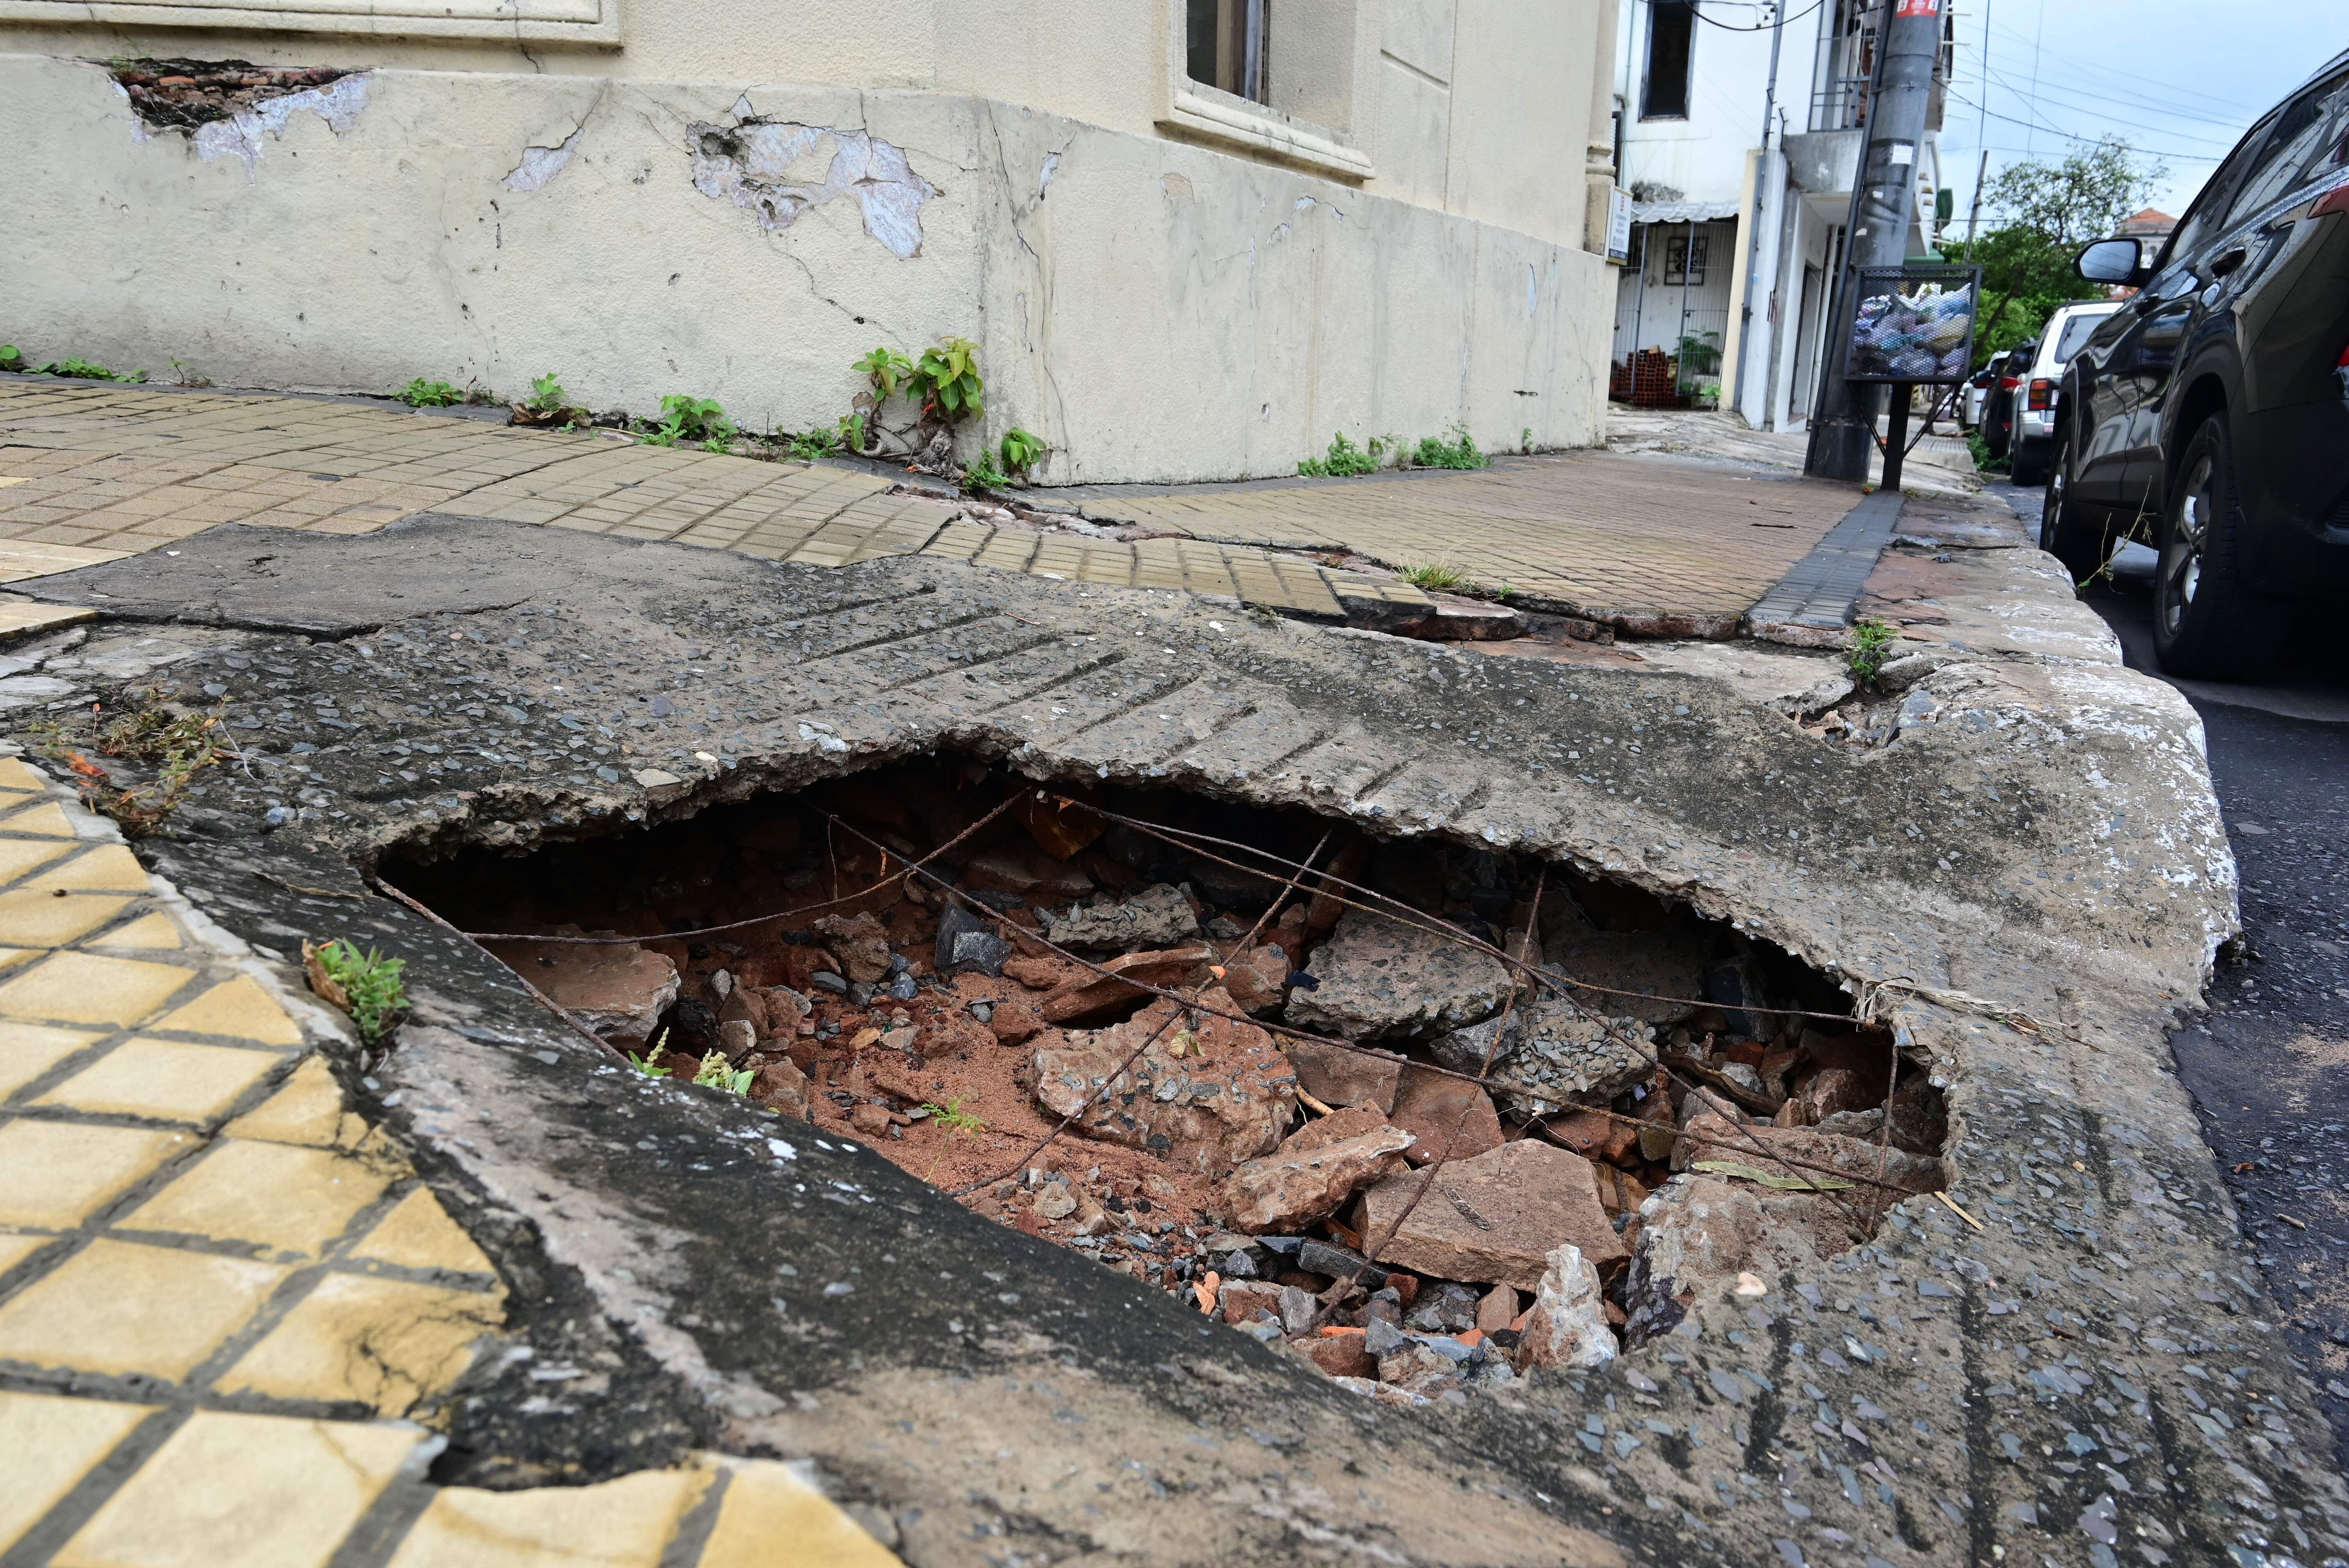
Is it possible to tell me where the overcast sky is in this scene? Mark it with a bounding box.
[1937,0,2347,222]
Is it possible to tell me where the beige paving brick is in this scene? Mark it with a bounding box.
[0,799,78,839]
[694,1459,901,1567]
[220,1271,501,1413]
[86,911,184,950]
[38,1038,280,1123]
[389,1468,711,1568]
[223,1057,366,1150]
[121,1138,389,1257]
[0,1021,107,1099]
[0,953,196,1027]
[351,1186,497,1277]
[0,1120,191,1226]
[0,1391,151,1553]
[54,1411,415,1568]
[0,1240,284,1380]
[150,974,303,1045]
[0,889,134,948]
[0,759,50,794]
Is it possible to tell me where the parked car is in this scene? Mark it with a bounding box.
[1982,340,2036,459]
[1961,356,2002,428]
[2007,301,2123,486]
[2046,51,2349,676]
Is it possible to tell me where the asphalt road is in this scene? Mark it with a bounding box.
[1997,479,2349,1467]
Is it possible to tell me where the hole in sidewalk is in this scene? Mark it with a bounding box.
[381,753,1949,1404]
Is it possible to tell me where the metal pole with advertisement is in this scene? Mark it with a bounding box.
[1804,0,1947,482]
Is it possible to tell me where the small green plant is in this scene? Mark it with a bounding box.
[310,939,410,1047]
[1411,423,1487,470]
[838,411,868,454]
[37,357,145,383]
[1964,427,2008,474]
[784,427,835,461]
[400,378,466,408]
[694,1050,754,1094]
[912,336,984,421]
[0,345,24,374]
[628,1027,674,1077]
[644,394,736,451]
[854,346,917,400]
[1298,432,1382,478]
[1847,616,1898,683]
[170,357,211,388]
[923,1097,986,1134]
[1522,426,1533,454]
[963,453,1010,493]
[999,427,1047,475]
[528,372,573,412]
[1399,562,1477,593]
[31,688,229,837]
[1675,329,1723,375]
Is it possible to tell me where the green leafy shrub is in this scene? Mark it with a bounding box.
[913,337,983,421]
[1411,423,1487,470]
[308,939,409,1047]
[999,427,1047,475]
[1846,616,1898,683]
[1298,432,1383,477]
[528,372,574,412]
[645,394,735,451]
[854,347,916,400]
[400,378,466,408]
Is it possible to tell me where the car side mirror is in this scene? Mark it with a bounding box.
[2076,237,2148,285]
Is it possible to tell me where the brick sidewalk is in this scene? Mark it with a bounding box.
[0,378,1863,631]
[0,750,899,1565]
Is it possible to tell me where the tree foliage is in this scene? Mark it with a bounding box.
[1940,137,2165,366]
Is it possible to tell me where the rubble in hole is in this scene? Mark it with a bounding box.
[385,754,1948,1409]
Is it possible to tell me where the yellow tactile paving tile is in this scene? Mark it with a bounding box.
[220,1272,502,1414]
[36,1038,280,1124]
[85,911,183,950]
[352,1186,498,1278]
[0,800,80,839]
[0,1021,107,1099]
[697,1459,904,1568]
[150,975,305,1044]
[0,1120,192,1227]
[0,758,49,793]
[23,846,158,896]
[389,1468,712,1568]
[0,953,196,1027]
[120,1138,393,1258]
[0,1393,152,1554]
[0,1239,286,1380]
[222,1056,368,1150]
[54,1411,417,1568]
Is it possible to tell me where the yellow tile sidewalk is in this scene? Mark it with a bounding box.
[0,751,899,1566]
[0,381,1427,619]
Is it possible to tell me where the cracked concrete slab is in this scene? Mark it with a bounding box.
[2,508,2340,1567]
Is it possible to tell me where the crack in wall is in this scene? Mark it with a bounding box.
[110,59,371,178]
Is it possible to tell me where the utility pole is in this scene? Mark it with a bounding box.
[1803,0,1948,481]
[1735,0,1790,420]
[1963,0,1992,249]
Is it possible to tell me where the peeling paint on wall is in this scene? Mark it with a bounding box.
[112,59,369,178]
[685,109,936,260]
[504,126,582,193]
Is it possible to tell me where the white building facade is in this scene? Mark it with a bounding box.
[1610,0,1947,430]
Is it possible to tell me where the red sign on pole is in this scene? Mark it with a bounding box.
[1896,0,1939,15]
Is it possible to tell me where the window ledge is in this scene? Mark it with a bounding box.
[0,0,619,43]
[1159,85,1373,182]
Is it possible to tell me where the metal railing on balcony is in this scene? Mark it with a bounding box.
[1809,74,1871,132]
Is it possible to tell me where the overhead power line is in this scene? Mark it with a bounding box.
[1940,86,2241,164]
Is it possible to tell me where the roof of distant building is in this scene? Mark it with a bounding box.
[2116,207,2177,237]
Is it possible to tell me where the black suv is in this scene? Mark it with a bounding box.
[2042,51,2349,677]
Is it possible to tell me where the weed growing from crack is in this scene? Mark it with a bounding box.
[401,378,465,407]
[1847,615,1897,684]
[963,453,1010,493]
[28,688,229,837]
[170,357,212,388]
[921,1096,986,1180]
[999,427,1047,477]
[1398,561,1477,593]
[1298,432,1383,477]
[645,394,735,451]
[1411,422,1487,470]
[308,939,409,1047]
[854,346,916,401]
[528,372,573,412]
[35,357,145,384]
[0,345,23,373]
[694,1050,753,1094]
[628,1027,673,1077]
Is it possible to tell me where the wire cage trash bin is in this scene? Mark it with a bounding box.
[1842,264,1983,385]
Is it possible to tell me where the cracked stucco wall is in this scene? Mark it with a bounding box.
[0,55,1610,481]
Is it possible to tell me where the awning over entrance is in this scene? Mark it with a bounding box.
[1628,199,1742,225]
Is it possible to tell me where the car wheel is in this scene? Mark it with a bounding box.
[2010,446,2044,488]
[2038,431,2113,583]
[2151,414,2294,679]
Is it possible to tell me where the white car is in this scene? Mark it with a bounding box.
[2009,300,2122,485]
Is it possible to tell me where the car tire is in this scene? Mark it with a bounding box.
[2010,445,2044,488]
[2038,430,2113,584]
[2151,413,2294,679]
